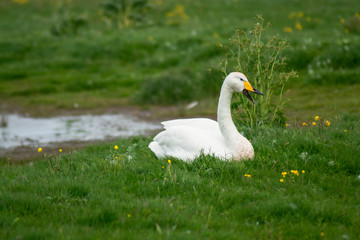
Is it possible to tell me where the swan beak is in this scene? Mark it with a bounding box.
[242,89,255,104]
[243,82,263,104]
[244,82,263,95]
[253,88,263,95]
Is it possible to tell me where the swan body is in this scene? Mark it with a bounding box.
[149,72,263,162]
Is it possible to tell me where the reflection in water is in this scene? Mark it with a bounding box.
[0,114,161,149]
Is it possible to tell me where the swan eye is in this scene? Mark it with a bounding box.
[239,78,244,81]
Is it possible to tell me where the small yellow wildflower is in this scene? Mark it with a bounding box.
[37,147,42,153]
[166,4,188,23]
[297,11,304,18]
[291,170,299,176]
[147,36,153,42]
[280,179,284,182]
[355,12,360,19]
[161,166,164,169]
[312,122,316,126]
[302,170,305,174]
[283,27,293,33]
[164,177,167,180]
[340,18,345,24]
[167,159,171,164]
[114,145,119,150]
[306,16,311,22]
[282,172,288,178]
[295,22,303,30]
[285,123,289,127]
[345,28,349,34]
[315,116,320,121]
[244,174,251,178]
[320,232,325,237]
[344,130,348,132]
[302,122,307,126]
[127,214,131,218]
[325,120,330,127]
[59,149,63,153]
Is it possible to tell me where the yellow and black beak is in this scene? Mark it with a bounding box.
[243,81,263,104]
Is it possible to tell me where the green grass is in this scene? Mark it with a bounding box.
[1,1,360,238]
[1,0,360,121]
[1,113,360,239]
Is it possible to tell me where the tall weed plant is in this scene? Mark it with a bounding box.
[220,16,297,128]
[51,0,87,36]
[101,0,150,29]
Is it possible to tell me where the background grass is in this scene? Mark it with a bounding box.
[1,113,360,239]
[0,0,360,121]
[1,0,360,239]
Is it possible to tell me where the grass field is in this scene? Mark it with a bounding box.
[1,113,360,239]
[1,0,360,121]
[1,0,360,239]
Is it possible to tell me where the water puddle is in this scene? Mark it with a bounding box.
[0,114,162,149]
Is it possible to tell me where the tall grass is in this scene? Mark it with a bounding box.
[220,16,297,127]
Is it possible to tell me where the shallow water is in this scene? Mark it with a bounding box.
[0,114,161,149]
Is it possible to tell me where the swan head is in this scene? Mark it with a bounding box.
[225,72,263,104]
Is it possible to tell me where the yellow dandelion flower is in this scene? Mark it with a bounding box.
[285,123,289,127]
[280,179,284,182]
[244,174,251,178]
[298,11,304,18]
[302,170,305,174]
[282,172,288,177]
[320,232,325,237]
[147,36,153,42]
[114,145,119,150]
[161,166,164,169]
[340,18,345,24]
[295,22,303,30]
[306,16,311,22]
[355,13,360,19]
[37,147,42,153]
[345,28,349,34]
[167,159,171,164]
[59,149,63,153]
[127,214,131,218]
[325,120,330,127]
[344,130,348,132]
[312,122,316,126]
[315,116,320,121]
[283,27,293,33]
[291,170,299,176]
[302,122,306,126]
[164,177,167,180]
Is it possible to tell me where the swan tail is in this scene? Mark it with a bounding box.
[149,141,165,158]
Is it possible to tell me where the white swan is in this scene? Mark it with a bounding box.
[149,72,263,161]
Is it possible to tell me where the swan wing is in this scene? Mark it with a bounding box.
[161,118,220,132]
[149,125,230,161]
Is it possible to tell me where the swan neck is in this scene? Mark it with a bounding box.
[217,82,239,145]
